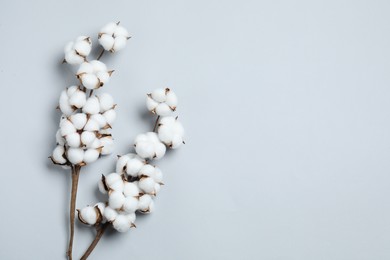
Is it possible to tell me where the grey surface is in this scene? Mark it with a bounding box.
[1,0,390,259]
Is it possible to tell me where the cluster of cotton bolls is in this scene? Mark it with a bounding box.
[78,88,185,233]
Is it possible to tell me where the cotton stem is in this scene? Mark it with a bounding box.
[80,223,109,260]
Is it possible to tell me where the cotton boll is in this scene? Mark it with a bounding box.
[134,132,166,160]
[116,154,130,174]
[135,142,154,159]
[67,86,79,96]
[56,130,65,145]
[100,22,117,35]
[81,131,96,146]
[138,177,156,194]
[154,143,166,159]
[114,26,129,37]
[91,114,107,128]
[158,116,185,149]
[83,96,100,114]
[96,71,110,85]
[126,213,136,224]
[99,34,115,51]
[80,74,99,89]
[52,145,67,164]
[138,195,153,213]
[108,178,124,192]
[99,93,114,112]
[139,164,155,177]
[69,113,87,130]
[165,91,178,108]
[66,132,81,148]
[113,36,127,51]
[59,90,74,116]
[103,109,116,125]
[100,136,114,155]
[104,206,118,222]
[146,88,178,115]
[89,138,101,149]
[90,60,107,72]
[67,148,84,164]
[156,103,172,116]
[79,206,97,225]
[113,214,130,232]
[105,173,122,187]
[77,62,93,74]
[84,119,100,131]
[60,119,76,136]
[153,167,163,183]
[73,37,91,57]
[109,191,125,209]
[83,149,100,164]
[154,183,161,194]
[65,51,84,65]
[151,88,167,102]
[146,96,158,111]
[125,154,145,177]
[123,182,140,197]
[69,90,86,108]
[123,196,138,213]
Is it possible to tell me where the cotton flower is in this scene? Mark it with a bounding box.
[134,132,166,160]
[77,205,101,225]
[98,22,130,52]
[116,153,146,177]
[157,116,185,149]
[146,88,177,116]
[77,60,112,89]
[64,36,92,64]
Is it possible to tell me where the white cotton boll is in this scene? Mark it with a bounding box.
[103,109,116,125]
[91,114,107,128]
[81,131,96,146]
[116,154,130,174]
[100,22,117,35]
[114,26,129,37]
[99,34,115,51]
[99,93,114,112]
[109,191,125,209]
[153,167,163,183]
[66,133,81,148]
[89,138,101,149]
[138,194,153,213]
[165,91,178,107]
[74,37,91,57]
[100,136,114,155]
[138,177,156,194]
[77,62,93,74]
[80,74,99,89]
[56,130,65,145]
[158,116,185,149]
[113,36,127,51]
[60,119,76,136]
[135,142,155,159]
[139,164,155,177]
[84,119,100,131]
[79,206,97,225]
[156,103,172,116]
[96,71,110,85]
[126,213,136,224]
[90,60,107,72]
[105,173,122,187]
[104,206,118,222]
[83,149,100,164]
[154,183,161,194]
[59,90,74,116]
[123,182,140,197]
[69,90,86,108]
[98,179,108,194]
[52,145,66,164]
[123,196,138,213]
[125,154,145,177]
[154,143,166,159]
[69,113,87,130]
[67,148,84,164]
[151,88,167,102]
[146,96,158,111]
[109,180,124,192]
[65,51,84,65]
[134,132,166,159]
[113,214,130,233]
[83,96,100,114]
[67,86,79,96]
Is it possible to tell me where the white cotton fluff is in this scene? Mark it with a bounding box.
[66,133,81,148]
[123,196,138,213]
[104,206,118,222]
[138,164,155,177]
[52,145,66,164]
[116,154,130,174]
[81,131,96,146]
[65,51,84,65]
[64,36,91,64]
[154,183,161,194]
[138,177,156,194]
[98,178,108,194]
[83,149,100,164]
[105,173,122,188]
[67,86,79,96]
[89,138,101,149]
[158,116,185,149]
[138,195,154,213]
[134,132,166,160]
[100,136,114,155]
[56,130,65,145]
[59,90,74,116]
[99,93,114,112]
[70,113,87,130]
[95,202,106,222]
[77,60,110,89]
[83,96,100,115]
[84,119,100,132]
[103,109,116,125]
[99,22,130,52]
[79,206,97,225]
[113,214,130,232]
[125,154,145,177]
[123,182,139,197]
[69,90,86,108]
[60,119,76,136]
[67,148,84,164]
[91,114,107,128]
[109,191,125,209]
[126,213,136,224]
[146,88,178,116]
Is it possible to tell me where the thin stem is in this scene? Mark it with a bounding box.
[67,165,81,260]
[97,49,105,60]
[153,116,160,132]
[89,90,93,97]
[80,223,109,260]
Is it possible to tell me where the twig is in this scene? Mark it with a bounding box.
[80,223,109,260]
[97,49,105,60]
[153,116,160,132]
[66,165,81,260]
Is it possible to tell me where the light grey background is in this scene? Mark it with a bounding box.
[1,0,390,259]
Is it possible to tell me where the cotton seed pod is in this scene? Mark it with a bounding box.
[91,114,107,128]
[126,213,136,225]
[157,116,185,149]
[68,88,87,108]
[100,136,114,155]
[153,167,163,183]
[115,154,131,175]
[60,119,76,137]
[104,173,123,190]
[88,138,101,149]
[104,206,118,222]
[112,214,131,232]
[59,90,74,115]
[123,182,140,197]
[77,60,111,89]
[77,206,100,225]
[81,131,96,147]
[67,148,84,165]
[51,145,67,164]
[83,149,100,164]
[138,195,154,214]
[103,109,116,125]
[56,130,65,145]
[115,153,145,177]
[67,85,79,96]
[108,191,125,209]
[69,113,87,130]
[66,132,81,148]
[123,196,138,213]
[83,96,100,115]
[134,132,166,160]
[84,118,100,132]
[64,36,92,65]
[138,177,156,195]
[98,93,115,112]
[146,88,177,116]
[98,22,130,53]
